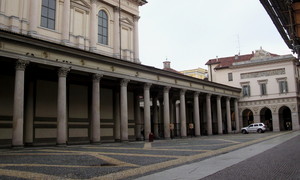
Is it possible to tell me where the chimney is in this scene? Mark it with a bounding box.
[234,55,239,60]
[163,61,171,69]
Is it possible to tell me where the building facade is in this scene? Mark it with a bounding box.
[0,0,241,148]
[206,48,300,131]
[180,67,207,80]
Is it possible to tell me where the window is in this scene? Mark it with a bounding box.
[260,83,267,95]
[279,81,288,93]
[228,73,233,81]
[98,10,108,45]
[242,85,250,97]
[41,0,56,30]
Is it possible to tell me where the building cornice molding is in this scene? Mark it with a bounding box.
[0,30,241,97]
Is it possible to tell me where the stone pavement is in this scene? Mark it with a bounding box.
[0,131,295,180]
[136,131,300,180]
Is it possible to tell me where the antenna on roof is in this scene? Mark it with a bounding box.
[237,34,241,55]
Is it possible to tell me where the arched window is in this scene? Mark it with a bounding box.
[98,10,108,45]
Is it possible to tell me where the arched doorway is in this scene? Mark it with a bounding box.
[242,109,253,127]
[279,106,292,131]
[260,107,272,131]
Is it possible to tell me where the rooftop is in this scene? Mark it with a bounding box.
[205,48,279,69]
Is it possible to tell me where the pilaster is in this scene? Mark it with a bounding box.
[180,89,187,137]
[144,83,152,140]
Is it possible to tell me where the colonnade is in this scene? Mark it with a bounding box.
[10,59,240,147]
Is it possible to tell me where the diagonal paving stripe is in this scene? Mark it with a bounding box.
[0,164,96,168]
[96,152,184,158]
[154,142,236,149]
[85,146,209,152]
[215,139,240,144]
[38,149,138,167]
[92,132,290,180]
[0,168,64,180]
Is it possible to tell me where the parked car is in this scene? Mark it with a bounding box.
[241,123,267,134]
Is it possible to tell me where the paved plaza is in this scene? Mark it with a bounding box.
[0,131,295,179]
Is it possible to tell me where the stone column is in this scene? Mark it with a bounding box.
[144,83,152,140]
[113,7,120,58]
[194,92,201,136]
[57,67,70,146]
[226,97,232,133]
[272,113,280,131]
[133,16,140,63]
[89,0,97,51]
[113,90,121,141]
[134,92,142,140]
[153,96,159,138]
[163,87,171,139]
[91,74,102,144]
[217,96,223,134]
[12,60,28,147]
[61,0,70,43]
[234,99,240,132]
[28,0,38,35]
[159,99,164,137]
[206,94,212,135]
[175,101,180,136]
[292,112,300,130]
[180,89,187,137]
[170,98,175,138]
[120,79,130,142]
[25,81,34,146]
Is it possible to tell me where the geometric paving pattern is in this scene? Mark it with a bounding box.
[0,132,289,180]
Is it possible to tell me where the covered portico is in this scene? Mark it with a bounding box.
[0,31,241,147]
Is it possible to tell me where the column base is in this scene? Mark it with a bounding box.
[56,143,67,147]
[121,140,129,143]
[12,145,24,149]
[181,136,187,139]
[136,138,144,141]
[164,137,171,140]
[115,139,121,142]
[25,142,33,147]
[91,141,101,145]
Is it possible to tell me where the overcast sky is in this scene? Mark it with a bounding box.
[138,0,292,71]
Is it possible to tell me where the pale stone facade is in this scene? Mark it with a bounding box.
[206,48,300,132]
[0,0,241,148]
[180,68,208,80]
[0,0,144,62]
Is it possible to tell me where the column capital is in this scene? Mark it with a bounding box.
[120,79,130,87]
[217,95,222,100]
[180,89,186,95]
[92,73,103,82]
[144,83,152,90]
[194,92,200,97]
[16,59,29,71]
[164,86,171,93]
[133,15,140,22]
[58,67,70,77]
[226,97,231,101]
[206,93,211,98]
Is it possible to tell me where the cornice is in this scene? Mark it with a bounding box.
[0,30,241,95]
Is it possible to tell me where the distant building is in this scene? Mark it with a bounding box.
[206,48,300,131]
[180,68,207,80]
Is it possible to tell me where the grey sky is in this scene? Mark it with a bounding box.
[139,0,292,71]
